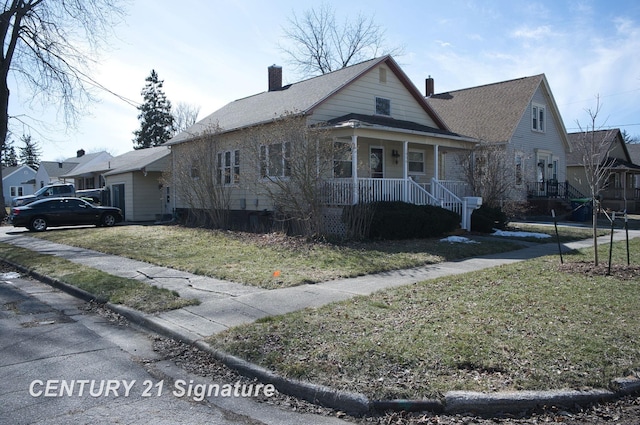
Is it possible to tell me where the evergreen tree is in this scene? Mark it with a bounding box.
[133,70,174,149]
[2,139,18,167]
[18,134,41,170]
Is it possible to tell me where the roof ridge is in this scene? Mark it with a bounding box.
[433,74,544,96]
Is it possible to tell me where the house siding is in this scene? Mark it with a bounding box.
[3,166,36,204]
[509,87,567,200]
[310,65,439,127]
[131,171,164,221]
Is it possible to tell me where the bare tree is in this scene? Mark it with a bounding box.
[172,102,201,135]
[573,96,615,266]
[0,0,127,215]
[243,112,340,238]
[458,141,513,208]
[164,126,232,229]
[280,2,403,77]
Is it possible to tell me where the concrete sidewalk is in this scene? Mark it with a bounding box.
[1,225,639,416]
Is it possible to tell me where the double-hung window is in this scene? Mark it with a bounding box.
[408,150,425,174]
[532,103,545,132]
[217,150,240,185]
[514,152,524,186]
[260,142,290,179]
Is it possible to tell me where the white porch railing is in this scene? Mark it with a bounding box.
[323,178,464,212]
[322,178,479,230]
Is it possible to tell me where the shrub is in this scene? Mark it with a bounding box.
[363,202,460,240]
[471,205,507,233]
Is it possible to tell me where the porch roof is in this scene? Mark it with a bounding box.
[326,113,478,144]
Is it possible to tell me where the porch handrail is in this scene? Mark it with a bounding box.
[407,178,439,205]
[431,178,463,216]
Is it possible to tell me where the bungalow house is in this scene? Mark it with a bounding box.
[567,129,640,213]
[35,149,113,189]
[63,146,171,221]
[425,74,576,213]
[166,55,481,233]
[2,164,37,205]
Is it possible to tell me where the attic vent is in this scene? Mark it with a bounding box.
[379,67,387,83]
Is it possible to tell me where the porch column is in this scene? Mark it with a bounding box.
[433,144,439,181]
[351,135,358,204]
[403,140,409,202]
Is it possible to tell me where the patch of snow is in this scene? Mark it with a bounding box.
[440,236,479,244]
[0,272,21,280]
[492,229,551,239]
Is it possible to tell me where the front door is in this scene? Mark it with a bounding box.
[370,147,384,178]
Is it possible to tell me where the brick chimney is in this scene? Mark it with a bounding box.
[425,76,434,97]
[268,65,282,91]
[77,149,85,157]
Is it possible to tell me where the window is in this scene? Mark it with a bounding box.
[260,143,290,179]
[515,153,524,186]
[532,103,545,132]
[10,186,23,197]
[375,97,391,116]
[408,150,425,174]
[217,150,240,184]
[333,142,352,178]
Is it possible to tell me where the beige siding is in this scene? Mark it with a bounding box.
[310,65,439,127]
[131,171,164,221]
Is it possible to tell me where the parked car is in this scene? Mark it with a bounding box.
[9,197,123,232]
[11,183,76,207]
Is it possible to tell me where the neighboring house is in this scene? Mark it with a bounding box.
[567,129,640,213]
[35,149,113,189]
[628,143,640,200]
[63,146,171,221]
[2,164,37,206]
[425,74,574,211]
[166,56,481,232]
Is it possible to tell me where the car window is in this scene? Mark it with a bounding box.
[65,199,85,208]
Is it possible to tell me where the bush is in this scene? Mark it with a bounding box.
[355,202,459,240]
[471,205,507,233]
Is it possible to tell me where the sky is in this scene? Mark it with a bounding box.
[8,0,640,161]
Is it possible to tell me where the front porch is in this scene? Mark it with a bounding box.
[322,177,479,230]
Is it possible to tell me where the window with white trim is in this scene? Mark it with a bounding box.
[515,152,524,186]
[532,103,545,132]
[10,186,23,197]
[260,142,290,179]
[408,150,425,174]
[375,97,391,116]
[217,150,240,185]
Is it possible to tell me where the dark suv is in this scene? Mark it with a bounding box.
[11,183,76,207]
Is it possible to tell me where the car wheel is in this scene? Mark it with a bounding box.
[101,213,116,227]
[30,217,48,232]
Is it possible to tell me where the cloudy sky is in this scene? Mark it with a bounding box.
[8,0,640,161]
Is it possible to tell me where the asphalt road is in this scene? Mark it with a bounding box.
[0,269,346,425]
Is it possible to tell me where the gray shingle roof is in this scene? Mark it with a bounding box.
[625,143,640,165]
[63,146,170,177]
[566,129,631,166]
[426,75,545,142]
[167,56,446,145]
